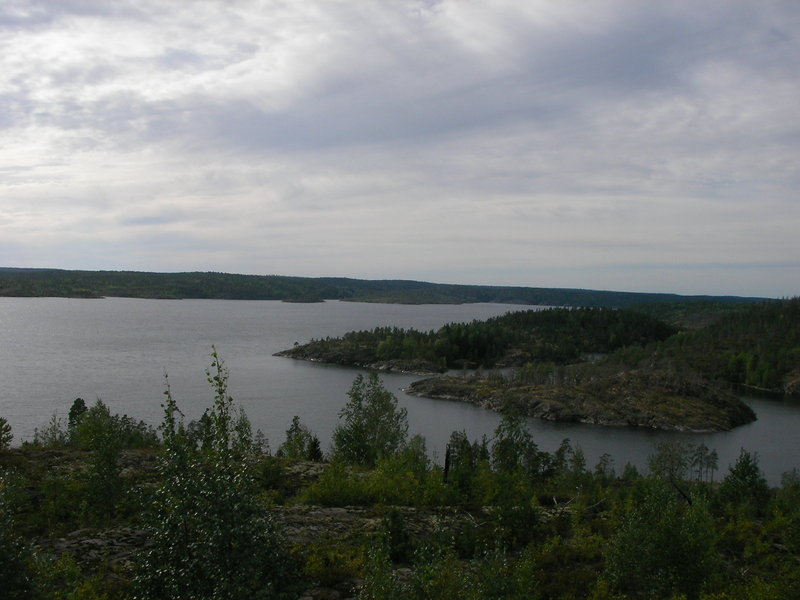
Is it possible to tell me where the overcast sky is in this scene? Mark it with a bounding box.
[1,1,798,297]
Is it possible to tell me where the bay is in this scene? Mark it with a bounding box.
[0,297,797,484]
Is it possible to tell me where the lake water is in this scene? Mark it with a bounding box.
[1,297,798,484]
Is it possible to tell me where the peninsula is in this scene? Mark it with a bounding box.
[277,299,800,431]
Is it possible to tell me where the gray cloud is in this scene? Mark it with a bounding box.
[0,1,798,297]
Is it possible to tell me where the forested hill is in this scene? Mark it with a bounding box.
[277,307,679,372]
[0,267,767,307]
[645,297,800,396]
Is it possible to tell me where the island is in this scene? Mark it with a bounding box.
[405,370,755,432]
[277,299,800,431]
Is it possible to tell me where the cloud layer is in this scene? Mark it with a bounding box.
[2,0,799,296]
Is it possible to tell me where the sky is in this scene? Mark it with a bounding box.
[1,1,799,298]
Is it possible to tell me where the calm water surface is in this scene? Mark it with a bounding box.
[1,297,798,484]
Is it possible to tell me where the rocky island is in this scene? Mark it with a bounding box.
[405,369,756,432]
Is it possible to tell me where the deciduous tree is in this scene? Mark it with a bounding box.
[331,372,408,466]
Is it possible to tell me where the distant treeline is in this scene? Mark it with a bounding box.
[0,267,768,308]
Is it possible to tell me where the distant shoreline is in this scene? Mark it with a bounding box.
[0,267,771,307]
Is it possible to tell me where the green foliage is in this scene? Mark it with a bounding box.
[606,482,719,600]
[80,405,124,525]
[652,297,800,394]
[0,417,12,450]
[29,398,157,452]
[331,373,409,466]
[525,534,604,600]
[68,398,88,430]
[775,468,800,508]
[287,307,679,370]
[302,540,364,588]
[718,449,770,517]
[491,411,541,475]
[648,438,720,486]
[629,300,753,329]
[31,551,129,600]
[358,539,404,600]
[486,473,541,550]
[381,508,413,563]
[32,413,70,447]
[299,446,450,508]
[24,399,158,527]
[298,459,374,506]
[135,460,295,598]
[276,415,323,461]
[407,537,466,600]
[468,545,540,600]
[133,350,298,600]
[0,474,34,599]
[35,473,85,536]
[648,438,694,481]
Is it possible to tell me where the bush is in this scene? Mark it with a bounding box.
[298,460,375,506]
[358,539,404,600]
[31,413,69,447]
[302,540,364,587]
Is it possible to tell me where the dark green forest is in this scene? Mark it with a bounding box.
[645,298,800,395]
[283,299,800,399]
[0,267,767,307]
[279,307,679,371]
[2,361,800,599]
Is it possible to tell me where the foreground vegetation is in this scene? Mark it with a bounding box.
[2,356,800,599]
[0,267,766,307]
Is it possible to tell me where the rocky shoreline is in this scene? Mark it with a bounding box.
[277,344,757,432]
[274,347,445,375]
[405,370,757,432]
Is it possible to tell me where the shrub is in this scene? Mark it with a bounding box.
[407,536,468,600]
[31,413,69,447]
[302,540,364,587]
[381,509,412,563]
[358,539,404,600]
[298,460,375,506]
